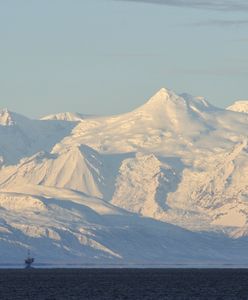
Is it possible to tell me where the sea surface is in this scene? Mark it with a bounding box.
[0,268,248,299]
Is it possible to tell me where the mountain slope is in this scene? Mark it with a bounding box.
[0,146,103,198]
[1,188,248,265]
[112,152,178,216]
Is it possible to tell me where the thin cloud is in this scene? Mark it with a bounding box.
[180,67,248,76]
[191,19,248,27]
[102,52,167,57]
[115,0,248,11]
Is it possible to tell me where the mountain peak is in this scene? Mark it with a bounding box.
[0,108,16,126]
[227,100,248,114]
[40,112,85,122]
[0,109,30,127]
[136,88,180,113]
[40,112,95,122]
[146,87,173,105]
[136,87,213,116]
[154,87,171,97]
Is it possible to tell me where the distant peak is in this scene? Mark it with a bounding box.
[132,87,215,123]
[0,109,30,127]
[0,108,15,126]
[137,87,183,112]
[155,87,171,96]
[40,112,89,122]
[151,87,172,99]
[41,112,79,121]
[143,88,176,107]
[227,100,248,114]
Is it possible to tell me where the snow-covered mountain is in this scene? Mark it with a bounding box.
[0,108,75,166]
[1,88,248,266]
[227,100,248,114]
[40,112,91,122]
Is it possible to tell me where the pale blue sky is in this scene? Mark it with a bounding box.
[0,0,247,117]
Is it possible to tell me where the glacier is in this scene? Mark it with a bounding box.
[1,88,248,266]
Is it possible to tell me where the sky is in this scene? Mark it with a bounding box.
[0,0,247,118]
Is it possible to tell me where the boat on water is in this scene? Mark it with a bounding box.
[24,250,34,269]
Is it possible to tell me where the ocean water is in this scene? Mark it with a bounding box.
[0,269,248,299]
